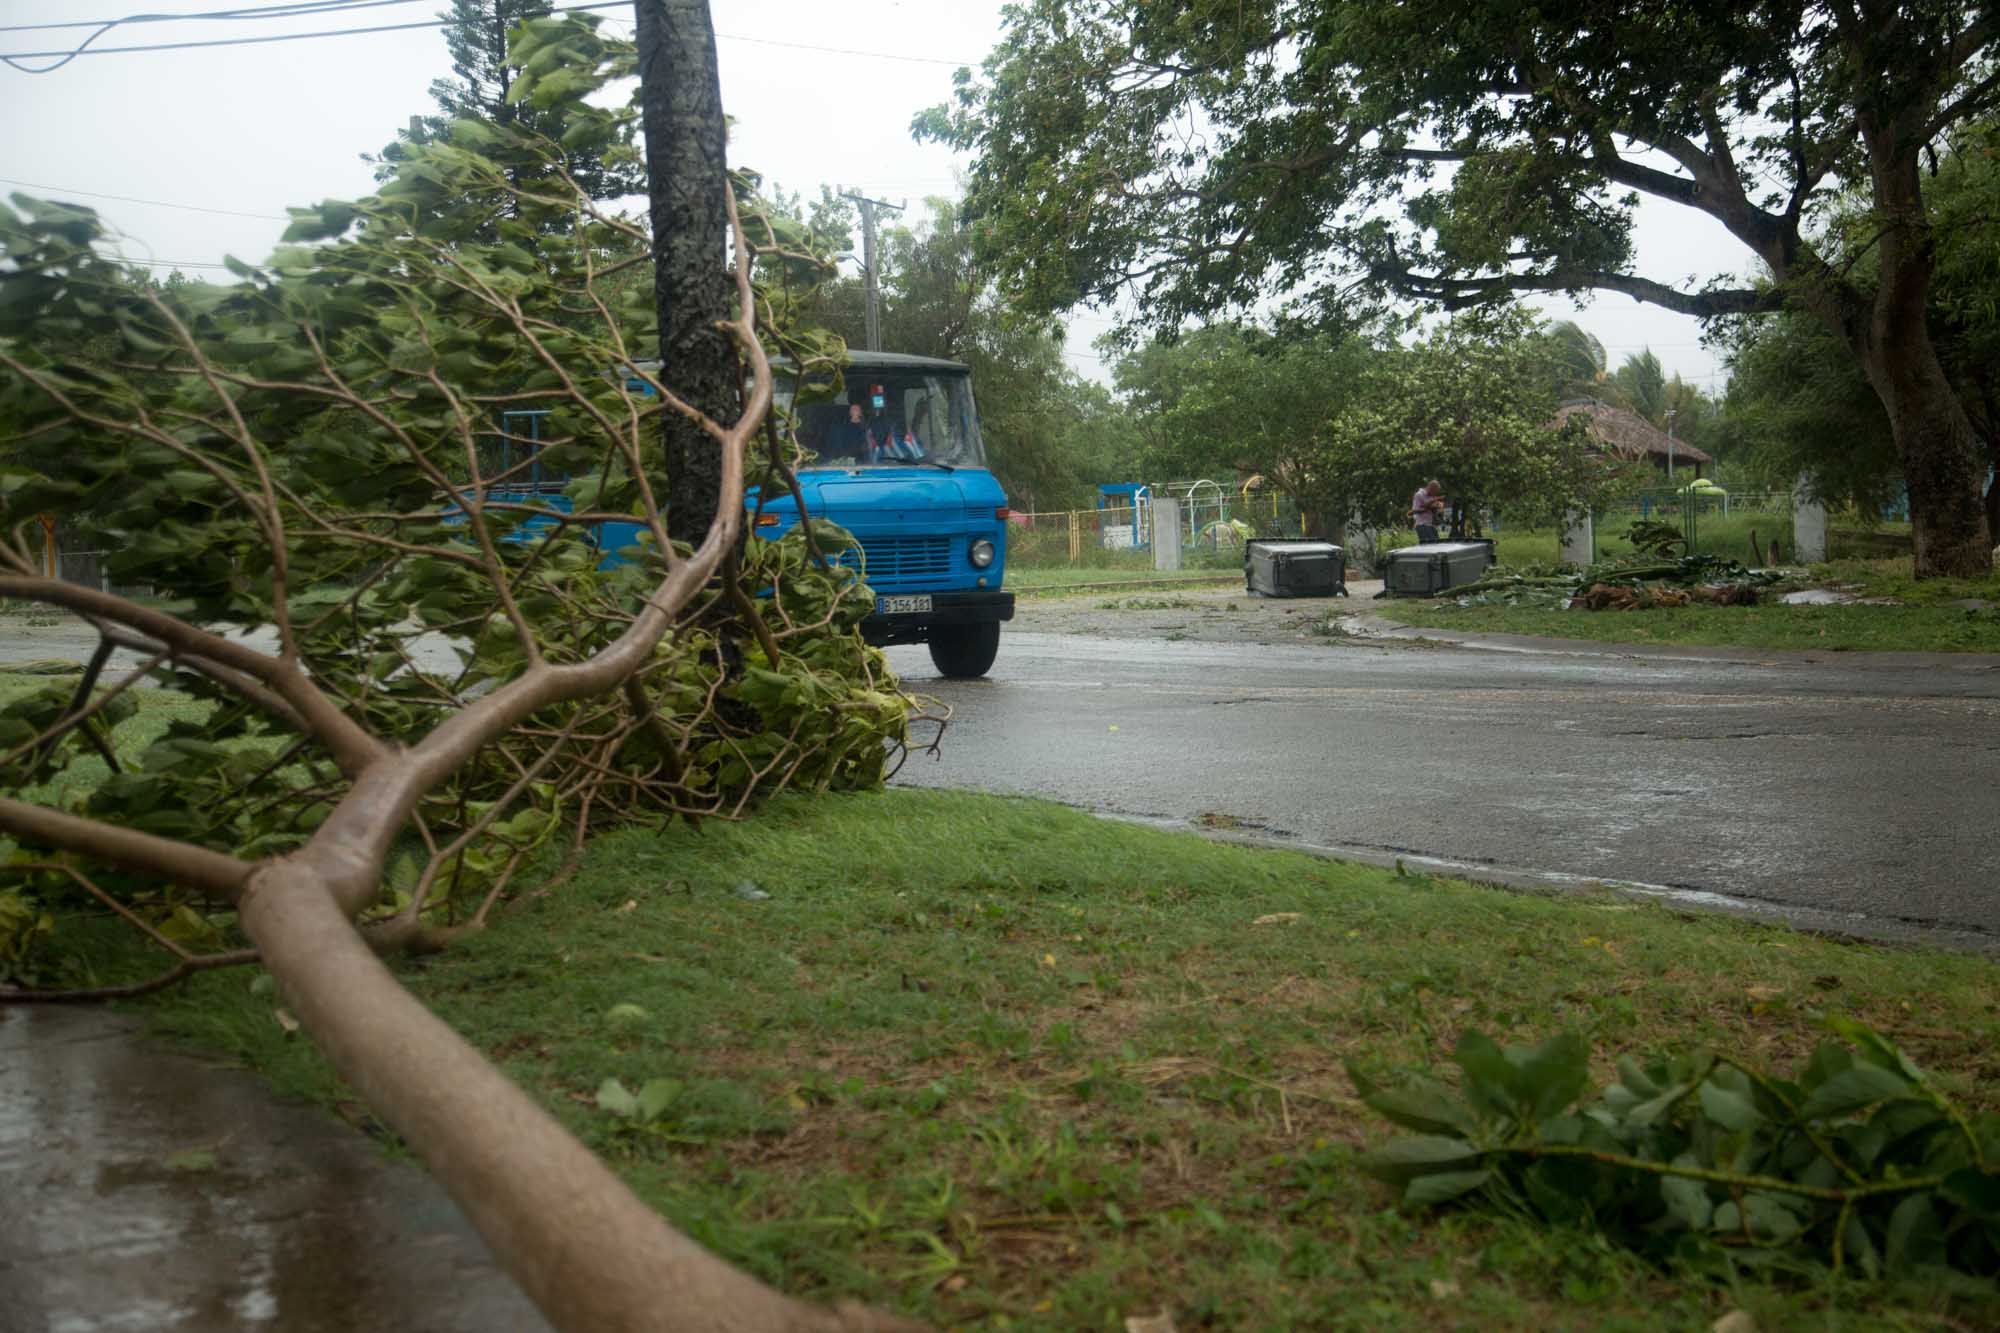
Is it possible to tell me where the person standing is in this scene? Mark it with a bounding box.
[1410,479,1446,543]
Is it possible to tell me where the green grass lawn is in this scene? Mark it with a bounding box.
[1009,564,1244,592]
[1387,600,2000,653]
[0,669,215,811]
[1381,514,1900,570]
[129,788,2000,1331]
[1386,556,2000,654]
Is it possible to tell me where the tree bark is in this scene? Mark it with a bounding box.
[239,866,914,1333]
[1849,131,1994,577]
[1867,336,1993,575]
[636,0,737,547]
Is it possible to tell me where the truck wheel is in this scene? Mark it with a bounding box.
[927,622,1000,678]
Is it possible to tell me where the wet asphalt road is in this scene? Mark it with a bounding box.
[885,629,2000,952]
[0,1006,550,1333]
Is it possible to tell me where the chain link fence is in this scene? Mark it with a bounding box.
[1008,487,1309,571]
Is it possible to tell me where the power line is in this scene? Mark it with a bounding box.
[0,175,289,220]
[1,1,631,70]
[1,5,976,70]
[0,0,424,34]
[105,256,236,269]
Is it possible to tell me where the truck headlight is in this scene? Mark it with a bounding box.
[969,538,995,568]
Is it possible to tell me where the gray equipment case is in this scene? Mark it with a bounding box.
[1245,540,1346,598]
[1383,541,1494,597]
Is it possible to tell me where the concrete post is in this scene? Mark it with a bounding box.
[1152,497,1182,571]
[1559,510,1594,566]
[1792,482,1827,564]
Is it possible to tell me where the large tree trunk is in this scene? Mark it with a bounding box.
[1870,338,1993,576]
[636,0,737,547]
[1826,126,1994,577]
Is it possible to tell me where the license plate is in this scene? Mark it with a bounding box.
[877,594,932,615]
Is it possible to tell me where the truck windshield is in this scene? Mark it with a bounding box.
[780,371,987,469]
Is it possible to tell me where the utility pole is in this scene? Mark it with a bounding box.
[1665,406,1678,483]
[840,190,903,352]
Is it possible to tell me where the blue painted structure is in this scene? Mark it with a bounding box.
[474,353,1014,676]
[1098,482,1149,548]
[473,406,649,568]
[747,352,1014,677]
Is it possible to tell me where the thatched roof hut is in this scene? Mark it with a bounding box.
[1553,399,1711,477]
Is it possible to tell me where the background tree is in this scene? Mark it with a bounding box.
[635,0,735,543]
[1719,305,1905,511]
[1611,350,1669,424]
[921,0,1999,575]
[1313,310,1606,537]
[1718,117,2000,532]
[1,11,922,1331]
[801,196,1132,509]
[1547,319,1612,402]
[1110,323,1375,534]
[371,0,645,206]
[1602,349,1727,472]
[1108,312,1605,539]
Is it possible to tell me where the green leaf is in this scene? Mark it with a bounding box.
[1841,1211,1882,1279]
[635,1077,681,1123]
[1740,1192,1806,1242]
[1659,1160,1712,1230]
[1519,1030,1590,1121]
[595,1077,638,1117]
[1404,1169,1491,1208]
[1699,1078,1763,1132]
[1359,1076,1482,1138]
[1627,1080,1692,1129]
[1824,1014,1928,1085]
[1452,1029,1520,1117]
[1799,1063,1912,1121]
[1613,1055,1660,1099]
[1357,1135,1484,1185]
[1885,1192,1947,1272]
[1942,1167,2000,1219]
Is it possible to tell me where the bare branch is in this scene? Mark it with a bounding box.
[0,576,385,775]
[0,796,253,901]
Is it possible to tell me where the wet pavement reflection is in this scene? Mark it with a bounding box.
[0,1006,549,1332]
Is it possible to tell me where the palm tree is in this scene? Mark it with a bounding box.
[1548,320,1612,402]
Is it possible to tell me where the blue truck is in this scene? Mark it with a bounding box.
[753,351,1014,678]
[475,351,1014,678]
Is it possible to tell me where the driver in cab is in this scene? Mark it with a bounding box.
[860,383,925,461]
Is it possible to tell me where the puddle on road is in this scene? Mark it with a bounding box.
[0,1006,549,1332]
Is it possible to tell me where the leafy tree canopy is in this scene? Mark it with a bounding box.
[799,196,1138,509]
[1317,310,1608,534]
[1109,310,1608,536]
[1110,322,1373,523]
[919,0,1999,573]
[370,0,644,206]
[1718,117,2000,526]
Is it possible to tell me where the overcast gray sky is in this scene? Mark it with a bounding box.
[2,0,1742,392]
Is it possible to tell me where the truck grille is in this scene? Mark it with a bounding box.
[841,535,952,588]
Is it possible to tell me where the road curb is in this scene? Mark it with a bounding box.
[1098,811,2000,959]
[1334,610,2000,670]
[1013,575,1246,598]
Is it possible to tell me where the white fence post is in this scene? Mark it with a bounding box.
[1792,481,1827,564]
[1152,498,1182,571]
[1560,510,1594,566]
